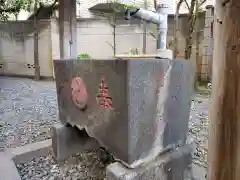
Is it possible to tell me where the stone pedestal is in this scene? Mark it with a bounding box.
[51,124,99,161]
[53,58,194,166]
[156,49,173,59]
[106,144,193,180]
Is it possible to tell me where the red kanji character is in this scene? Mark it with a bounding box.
[96,77,113,109]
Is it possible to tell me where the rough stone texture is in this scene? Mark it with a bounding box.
[0,77,209,179]
[51,123,100,161]
[54,58,194,166]
[0,152,21,180]
[106,144,193,180]
[10,139,52,164]
[0,77,58,151]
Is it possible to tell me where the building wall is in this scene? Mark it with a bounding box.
[50,14,205,59]
[49,17,160,59]
[0,14,207,78]
[0,20,53,77]
[201,6,214,81]
[75,18,157,58]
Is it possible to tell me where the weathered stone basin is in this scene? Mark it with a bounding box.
[53,58,194,167]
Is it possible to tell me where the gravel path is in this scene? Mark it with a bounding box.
[17,150,107,180]
[189,96,209,169]
[0,77,210,179]
[0,77,59,151]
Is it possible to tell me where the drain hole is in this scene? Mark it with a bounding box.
[26,63,35,69]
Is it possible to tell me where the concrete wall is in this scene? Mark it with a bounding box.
[75,18,157,58]
[51,14,205,59]
[0,20,53,77]
[201,6,214,81]
[168,14,205,60]
[0,14,207,78]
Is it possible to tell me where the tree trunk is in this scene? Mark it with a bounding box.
[14,13,18,20]
[34,0,40,80]
[184,0,197,59]
[194,31,200,89]
[207,0,240,180]
[173,0,184,58]
[194,1,200,90]
[142,0,147,54]
[113,15,116,57]
[153,0,157,10]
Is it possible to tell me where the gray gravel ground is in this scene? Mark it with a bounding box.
[189,96,209,169]
[16,150,107,180]
[0,77,210,179]
[0,77,59,151]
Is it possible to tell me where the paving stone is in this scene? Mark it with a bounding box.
[10,139,52,164]
[0,152,21,180]
[106,144,193,180]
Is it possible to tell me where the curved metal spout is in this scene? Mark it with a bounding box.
[124,5,169,51]
[124,8,163,24]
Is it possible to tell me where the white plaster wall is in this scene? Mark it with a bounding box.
[51,19,60,60]
[51,19,60,78]
[0,21,53,77]
[0,15,206,78]
[38,24,53,77]
[49,18,157,59]
[76,19,157,58]
[77,19,113,58]
[0,34,29,76]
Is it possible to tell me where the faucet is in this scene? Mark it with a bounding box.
[124,4,169,51]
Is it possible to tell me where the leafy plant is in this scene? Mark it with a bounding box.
[129,48,140,55]
[111,3,137,13]
[77,53,91,59]
[0,0,58,20]
[167,39,174,49]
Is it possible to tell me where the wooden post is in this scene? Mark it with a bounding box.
[207,0,240,180]
[112,15,116,57]
[34,0,40,80]
[142,0,147,54]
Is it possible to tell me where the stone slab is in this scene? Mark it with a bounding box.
[51,123,100,161]
[0,152,21,180]
[10,139,52,164]
[106,144,193,180]
[192,164,207,180]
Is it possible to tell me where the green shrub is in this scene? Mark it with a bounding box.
[77,53,91,59]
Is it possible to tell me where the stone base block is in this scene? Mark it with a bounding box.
[106,144,193,180]
[51,124,99,161]
[0,152,21,180]
[10,139,51,164]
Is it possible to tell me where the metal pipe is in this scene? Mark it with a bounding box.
[124,4,169,50]
[157,4,168,50]
[124,8,163,25]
